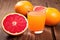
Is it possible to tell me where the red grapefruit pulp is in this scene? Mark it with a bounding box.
[33,6,46,11]
[2,13,28,35]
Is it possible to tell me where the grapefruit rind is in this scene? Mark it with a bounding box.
[2,13,28,35]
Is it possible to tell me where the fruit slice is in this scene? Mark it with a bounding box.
[2,13,28,35]
[14,1,33,16]
[33,6,46,11]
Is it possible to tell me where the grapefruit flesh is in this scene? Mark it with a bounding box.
[33,6,46,11]
[2,13,28,35]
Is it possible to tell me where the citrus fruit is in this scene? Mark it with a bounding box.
[33,6,46,11]
[45,7,60,26]
[2,13,28,35]
[14,1,33,16]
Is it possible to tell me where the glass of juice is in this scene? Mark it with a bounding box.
[27,10,46,34]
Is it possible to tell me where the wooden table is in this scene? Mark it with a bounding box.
[0,0,60,40]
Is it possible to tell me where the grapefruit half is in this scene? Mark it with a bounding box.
[2,13,28,35]
[33,6,46,11]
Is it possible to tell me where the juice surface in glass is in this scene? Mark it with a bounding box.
[28,11,46,34]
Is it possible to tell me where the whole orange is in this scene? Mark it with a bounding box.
[14,1,33,16]
[45,7,60,26]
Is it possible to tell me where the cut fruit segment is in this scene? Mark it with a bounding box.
[33,6,46,11]
[2,13,28,35]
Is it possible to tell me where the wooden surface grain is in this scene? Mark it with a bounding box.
[0,0,60,40]
[0,27,53,40]
[54,24,60,40]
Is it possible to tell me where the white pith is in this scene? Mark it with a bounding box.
[12,21,17,26]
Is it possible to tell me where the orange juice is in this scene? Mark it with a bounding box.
[28,11,46,34]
